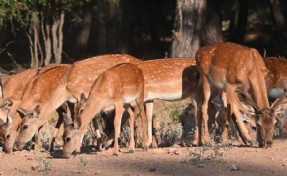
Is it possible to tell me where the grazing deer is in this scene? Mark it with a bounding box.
[72,58,204,150]
[1,65,70,153]
[264,57,287,133]
[0,68,40,113]
[136,58,202,146]
[15,54,141,150]
[63,63,148,157]
[195,42,279,147]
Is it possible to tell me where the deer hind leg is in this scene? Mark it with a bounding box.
[113,103,125,155]
[227,86,253,144]
[144,101,153,147]
[201,76,212,144]
[217,92,229,145]
[135,95,149,151]
[127,105,135,153]
[191,98,201,146]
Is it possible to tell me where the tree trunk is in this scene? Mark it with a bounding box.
[42,14,52,66]
[268,0,285,27]
[171,0,207,58]
[201,0,223,45]
[76,8,92,54]
[52,10,64,64]
[27,18,40,68]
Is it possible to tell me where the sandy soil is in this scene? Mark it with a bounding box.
[0,138,287,176]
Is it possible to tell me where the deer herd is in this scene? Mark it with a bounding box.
[0,42,287,158]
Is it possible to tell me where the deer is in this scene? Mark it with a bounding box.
[15,54,142,151]
[195,42,281,148]
[135,58,204,147]
[210,56,287,145]
[0,65,66,152]
[0,68,41,114]
[0,65,70,153]
[62,63,148,157]
[71,58,204,151]
[263,57,287,134]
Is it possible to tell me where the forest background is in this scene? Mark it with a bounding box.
[0,0,286,70]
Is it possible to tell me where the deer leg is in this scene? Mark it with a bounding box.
[191,99,200,146]
[126,106,135,153]
[145,101,153,147]
[221,104,230,145]
[113,103,125,155]
[49,106,65,151]
[228,87,253,144]
[201,76,212,144]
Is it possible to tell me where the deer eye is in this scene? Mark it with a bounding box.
[6,134,10,139]
[23,125,28,130]
[66,137,71,142]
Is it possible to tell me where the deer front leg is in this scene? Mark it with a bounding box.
[227,86,253,144]
[145,101,153,147]
[113,104,125,155]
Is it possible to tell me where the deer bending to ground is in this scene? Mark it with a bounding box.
[15,54,141,150]
[211,56,287,145]
[195,42,280,147]
[73,58,203,150]
[263,57,287,133]
[0,68,41,120]
[1,65,70,153]
[0,65,65,153]
[62,63,148,157]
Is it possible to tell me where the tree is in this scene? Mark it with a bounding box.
[171,0,207,58]
[0,0,87,67]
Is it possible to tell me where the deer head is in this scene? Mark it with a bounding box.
[15,105,41,150]
[236,88,287,147]
[0,110,14,153]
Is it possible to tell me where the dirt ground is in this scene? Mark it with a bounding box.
[0,138,287,176]
[1,100,287,176]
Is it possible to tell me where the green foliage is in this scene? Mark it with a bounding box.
[188,144,224,165]
[0,0,88,26]
[38,159,52,173]
[169,104,184,123]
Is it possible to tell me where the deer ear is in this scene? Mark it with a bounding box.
[7,109,13,125]
[73,117,81,130]
[32,105,41,118]
[62,112,73,128]
[17,108,29,118]
[0,100,13,109]
[80,93,88,102]
[0,118,4,126]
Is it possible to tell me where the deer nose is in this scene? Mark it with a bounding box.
[266,141,272,148]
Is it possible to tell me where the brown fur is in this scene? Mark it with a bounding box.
[15,54,141,150]
[62,63,148,157]
[196,42,275,147]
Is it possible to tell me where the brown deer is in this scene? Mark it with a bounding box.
[15,54,141,150]
[136,58,202,146]
[211,57,287,145]
[72,58,203,150]
[264,57,287,133]
[0,68,41,113]
[195,42,279,147]
[0,65,70,153]
[62,63,148,157]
